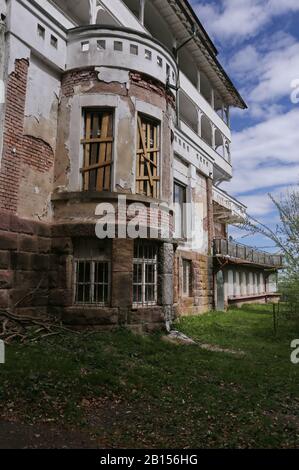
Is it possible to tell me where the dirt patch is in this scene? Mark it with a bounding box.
[0,419,99,449]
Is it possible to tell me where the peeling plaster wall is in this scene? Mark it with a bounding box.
[16,55,61,221]
[24,56,60,152]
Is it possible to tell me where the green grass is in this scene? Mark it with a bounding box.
[1,304,299,448]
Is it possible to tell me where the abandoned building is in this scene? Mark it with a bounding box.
[0,0,283,331]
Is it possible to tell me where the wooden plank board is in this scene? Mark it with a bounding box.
[83,112,91,190]
[97,113,110,192]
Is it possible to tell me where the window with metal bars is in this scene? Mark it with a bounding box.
[182,259,192,298]
[81,109,114,192]
[136,114,160,198]
[133,242,159,307]
[74,260,110,306]
[174,181,187,239]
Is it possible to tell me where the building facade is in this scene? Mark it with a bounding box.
[0,0,282,331]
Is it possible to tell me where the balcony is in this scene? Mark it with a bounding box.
[178,121,232,180]
[213,186,246,223]
[214,238,284,268]
[178,90,232,181]
[179,72,231,140]
[67,26,177,90]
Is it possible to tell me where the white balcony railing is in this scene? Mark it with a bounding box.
[174,126,214,179]
[179,121,232,179]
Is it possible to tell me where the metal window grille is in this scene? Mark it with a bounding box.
[74,260,110,306]
[133,242,158,307]
[81,109,114,192]
[136,114,160,198]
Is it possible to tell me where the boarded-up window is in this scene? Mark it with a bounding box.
[136,115,160,198]
[81,110,113,191]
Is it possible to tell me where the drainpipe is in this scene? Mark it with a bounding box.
[0,16,6,168]
[172,26,198,128]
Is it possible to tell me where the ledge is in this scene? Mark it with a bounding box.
[228,293,281,301]
[52,191,169,206]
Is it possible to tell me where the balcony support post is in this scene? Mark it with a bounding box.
[240,272,247,296]
[227,269,234,297]
[89,0,97,24]
[211,88,215,110]
[234,271,241,297]
[197,69,201,93]
[212,124,216,150]
[139,0,146,25]
[197,110,203,137]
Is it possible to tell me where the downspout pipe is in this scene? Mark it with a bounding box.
[171,26,198,127]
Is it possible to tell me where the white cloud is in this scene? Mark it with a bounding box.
[249,42,299,104]
[221,108,299,211]
[192,0,299,42]
[190,1,299,222]
[231,108,299,169]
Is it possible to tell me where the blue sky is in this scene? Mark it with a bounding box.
[190,0,299,251]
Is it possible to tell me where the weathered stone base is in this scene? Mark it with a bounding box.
[0,211,52,319]
[0,212,176,331]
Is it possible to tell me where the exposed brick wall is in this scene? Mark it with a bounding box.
[21,135,54,172]
[0,59,29,213]
[130,72,176,108]
[61,68,97,98]
[61,68,175,107]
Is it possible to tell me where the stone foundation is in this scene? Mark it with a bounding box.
[174,248,213,316]
[0,212,176,331]
[0,211,51,318]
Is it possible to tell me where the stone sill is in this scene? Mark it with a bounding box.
[52,191,171,208]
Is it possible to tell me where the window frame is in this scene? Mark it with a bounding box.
[133,243,159,307]
[81,108,114,192]
[174,180,187,239]
[136,114,160,199]
[182,259,192,298]
[74,259,111,306]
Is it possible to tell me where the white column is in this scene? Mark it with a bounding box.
[139,0,146,25]
[197,70,201,93]
[211,88,215,109]
[234,271,241,297]
[212,124,216,149]
[240,272,247,296]
[259,272,264,294]
[248,272,254,296]
[227,269,234,298]
[223,270,228,305]
[89,0,97,24]
[197,111,203,137]
[253,273,257,295]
